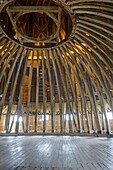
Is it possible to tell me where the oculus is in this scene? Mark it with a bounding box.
[0,0,73,48]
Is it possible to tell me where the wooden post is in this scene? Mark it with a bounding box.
[42,51,47,133]
[35,51,39,133]
[46,50,55,133]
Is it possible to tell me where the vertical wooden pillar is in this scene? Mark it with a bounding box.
[35,51,39,133]
[5,96,11,133]
[50,49,63,133]
[42,51,46,133]
[15,49,30,134]
[46,50,55,133]
[26,50,34,133]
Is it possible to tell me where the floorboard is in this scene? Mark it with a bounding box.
[0,136,113,170]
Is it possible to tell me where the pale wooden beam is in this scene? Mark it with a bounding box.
[0,42,14,66]
[66,42,103,132]
[15,49,30,133]
[54,48,73,133]
[42,50,47,133]
[46,50,55,133]
[26,50,34,133]
[60,46,81,132]
[35,51,39,133]
[49,49,63,133]
[0,47,23,107]
[63,43,91,132]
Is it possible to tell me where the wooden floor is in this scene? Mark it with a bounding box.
[0,136,113,170]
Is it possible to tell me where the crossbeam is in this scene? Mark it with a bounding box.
[9,6,59,13]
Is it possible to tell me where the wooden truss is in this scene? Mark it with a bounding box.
[6,6,62,44]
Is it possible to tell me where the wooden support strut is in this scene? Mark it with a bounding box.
[46,50,55,133]
[49,49,64,133]
[42,50,47,133]
[35,51,39,133]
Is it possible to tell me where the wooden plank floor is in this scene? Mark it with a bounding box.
[0,136,113,170]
